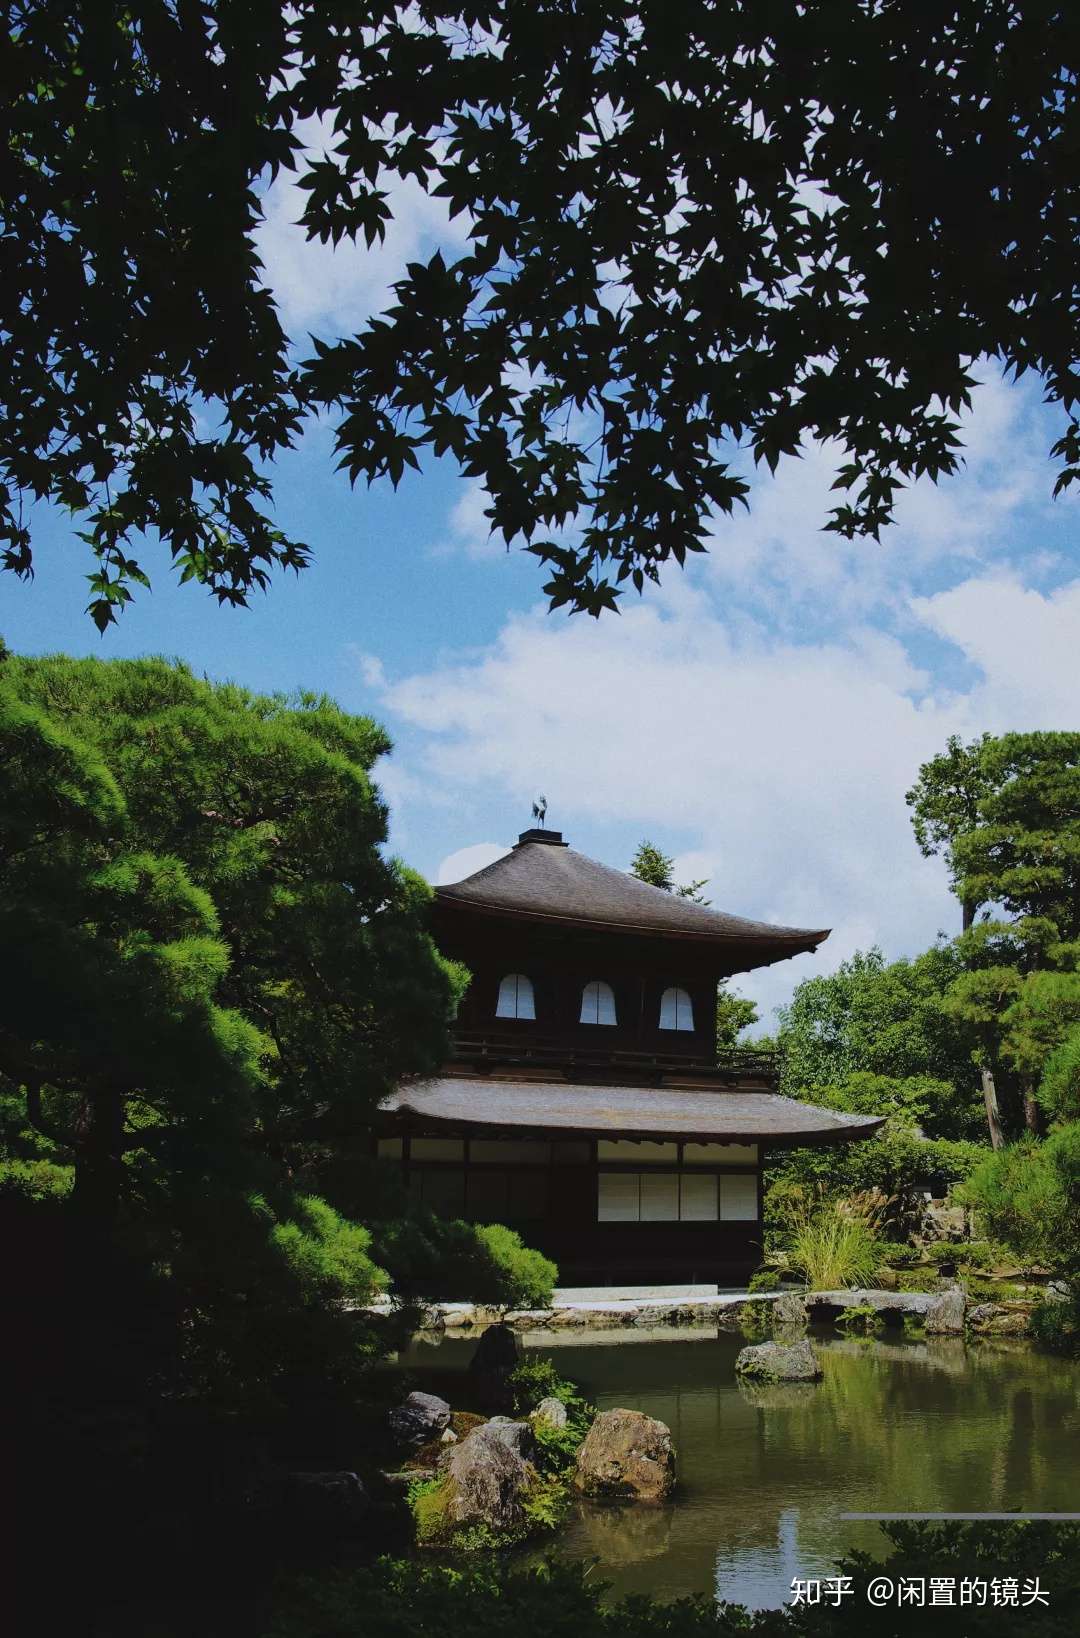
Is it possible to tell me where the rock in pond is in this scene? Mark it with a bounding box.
[924,1287,966,1335]
[388,1390,451,1447]
[771,1290,809,1330]
[573,1408,675,1502]
[735,1338,822,1382]
[442,1423,532,1533]
[468,1322,520,1376]
[533,1396,569,1429]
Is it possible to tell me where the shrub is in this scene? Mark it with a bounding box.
[924,1241,962,1265]
[510,1357,595,1446]
[372,1212,557,1308]
[877,1241,920,1267]
[266,1522,1080,1638]
[0,1157,74,1200]
[747,1269,780,1292]
[521,1470,571,1532]
[960,1124,1080,1273]
[473,1223,558,1309]
[766,1133,986,1250]
[1030,1283,1080,1357]
[955,1240,995,1270]
[787,1193,884,1291]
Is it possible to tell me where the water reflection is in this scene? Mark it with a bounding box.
[398,1327,1080,1608]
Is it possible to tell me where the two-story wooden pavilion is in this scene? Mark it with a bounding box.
[377,827,881,1286]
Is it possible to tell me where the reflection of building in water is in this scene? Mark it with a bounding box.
[376,827,880,1285]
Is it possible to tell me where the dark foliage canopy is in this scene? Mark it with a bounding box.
[4,2,1080,626]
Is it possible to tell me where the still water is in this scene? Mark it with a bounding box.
[401,1327,1080,1609]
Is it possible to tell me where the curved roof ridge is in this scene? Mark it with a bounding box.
[435,837,829,950]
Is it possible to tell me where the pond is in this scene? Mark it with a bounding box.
[399,1326,1080,1609]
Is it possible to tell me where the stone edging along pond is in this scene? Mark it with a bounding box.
[365,1286,1039,1338]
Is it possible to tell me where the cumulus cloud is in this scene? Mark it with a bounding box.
[705,370,1055,628]
[364,563,1080,1025]
[254,117,471,336]
[436,841,511,884]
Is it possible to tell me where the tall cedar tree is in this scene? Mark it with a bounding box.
[4,4,1080,625]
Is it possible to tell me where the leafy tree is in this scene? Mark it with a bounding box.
[716,987,761,1047]
[776,946,983,1139]
[906,733,993,929]
[0,646,477,1420]
[630,839,760,1047]
[0,648,464,1228]
[7,5,1080,624]
[628,838,708,901]
[940,733,1080,1136]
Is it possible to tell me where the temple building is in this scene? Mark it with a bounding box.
[377,828,882,1286]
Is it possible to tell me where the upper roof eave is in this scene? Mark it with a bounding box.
[434,891,830,951]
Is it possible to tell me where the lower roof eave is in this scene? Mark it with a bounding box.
[379,1075,884,1150]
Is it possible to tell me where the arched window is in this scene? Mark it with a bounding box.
[580,980,617,1026]
[659,986,694,1031]
[495,973,536,1020]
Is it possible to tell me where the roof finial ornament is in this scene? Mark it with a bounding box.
[532,793,548,829]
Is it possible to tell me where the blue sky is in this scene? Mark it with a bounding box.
[5,145,1080,1029]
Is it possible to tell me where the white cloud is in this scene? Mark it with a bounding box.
[365,568,1080,1027]
[436,841,511,884]
[705,370,1053,625]
[913,575,1080,727]
[428,478,507,561]
[255,118,471,336]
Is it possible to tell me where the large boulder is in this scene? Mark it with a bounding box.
[468,1322,520,1375]
[924,1287,966,1335]
[735,1338,822,1382]
[481,1416,537,1461]
[573,1408,675,1502]
[533,1396,569,1429]
[388,1390,451,1448]
[442,1423,532,1533]
[468,1322,521,1410]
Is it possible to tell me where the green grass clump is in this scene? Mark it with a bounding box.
[788,1195,883,1290]
[748,1268,780,1292]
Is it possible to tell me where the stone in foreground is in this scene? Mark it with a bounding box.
[443,1423,532,1533]
[533,1396,569,1429]
[736,1338,822,1381]
[573,1408,675,1502]
[388,1390,451,1447]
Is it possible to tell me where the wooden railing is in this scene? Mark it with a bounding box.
[448,1029,780,1082]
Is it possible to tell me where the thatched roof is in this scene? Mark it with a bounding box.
[435,830,829,957]
[381,1075,883,1149]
